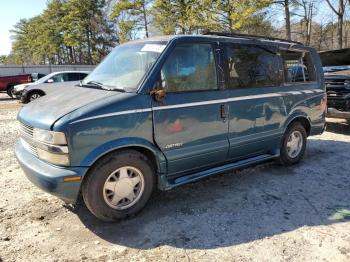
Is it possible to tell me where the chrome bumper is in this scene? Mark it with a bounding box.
[327,108,350,120]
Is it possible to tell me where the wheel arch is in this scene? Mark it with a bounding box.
[79,138,167,175]
[27,89,46,97]
[284,114,311,136]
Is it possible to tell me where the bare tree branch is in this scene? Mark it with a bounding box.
[325,0,340,16]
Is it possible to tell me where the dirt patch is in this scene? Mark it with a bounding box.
[0,92,350,261]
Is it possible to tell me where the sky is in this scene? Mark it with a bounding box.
[0,0,48,55]
[0,1,344,56]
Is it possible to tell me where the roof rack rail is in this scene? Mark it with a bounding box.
[204,31,304,46]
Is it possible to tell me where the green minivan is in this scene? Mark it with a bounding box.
[16,33,326,221]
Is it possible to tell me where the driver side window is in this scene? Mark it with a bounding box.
[161,43,218,92]
[50,73,68,83]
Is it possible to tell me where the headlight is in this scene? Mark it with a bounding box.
[37,148,70,166]
[345,80,350,88]
[32,128,69,166]
[15,85,28,92]
[33,128,67,145]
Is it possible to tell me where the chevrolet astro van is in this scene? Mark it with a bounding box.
[16,33,326,221]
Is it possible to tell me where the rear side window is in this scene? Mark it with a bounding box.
[79,73,88,80]
[280,50,316,83]
[224,44,282,89]
[68,73,81,81]
[161,43,218,92]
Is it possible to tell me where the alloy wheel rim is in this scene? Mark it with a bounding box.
[30,94,41,101]
[286,130,303,158]
[103,166,144,210]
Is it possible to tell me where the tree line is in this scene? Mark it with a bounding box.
[1,0,350,65]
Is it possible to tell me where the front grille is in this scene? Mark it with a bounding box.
[327,91,348,98]
[19,122,34,139]
[19,122,38,157]
[325,79,346,86]
[325,78,350,100]
[20,138,38,157]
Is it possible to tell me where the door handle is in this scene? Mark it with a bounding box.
[220,104,228,122]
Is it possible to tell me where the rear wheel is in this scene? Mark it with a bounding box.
[82,150,155,222]
[6,86,15,98]
[279,122,307,166]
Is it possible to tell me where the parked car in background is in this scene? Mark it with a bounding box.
[14,71,89,100]
[0,74,32,98]
[31,73,47,82]
[15,33,326,222]
[324,67,350,120]
[21,81,80,103]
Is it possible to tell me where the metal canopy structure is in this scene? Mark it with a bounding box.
[319,48,350,66]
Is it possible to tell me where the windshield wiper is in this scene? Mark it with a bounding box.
[81,81,125,92]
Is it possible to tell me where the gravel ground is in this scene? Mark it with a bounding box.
[0,92,350,262]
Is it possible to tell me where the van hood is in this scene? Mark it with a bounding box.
[17,83,122,129]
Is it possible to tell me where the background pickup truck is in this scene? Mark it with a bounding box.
[319,48,350,120]
[324,69,350,120]
[0,74,33,98]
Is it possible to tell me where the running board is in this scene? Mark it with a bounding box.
[165,153,278,189]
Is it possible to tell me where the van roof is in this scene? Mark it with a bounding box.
[135,33,305,49]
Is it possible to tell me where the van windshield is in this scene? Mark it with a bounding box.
[82,41,167,91]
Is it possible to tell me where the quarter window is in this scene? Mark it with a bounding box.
[224,44,282,88]
[80,73,88,80]
[161,44,218,92]
[281,50,315,83]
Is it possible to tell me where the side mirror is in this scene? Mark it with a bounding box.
[150,83,166,102]
[47,79,54,83]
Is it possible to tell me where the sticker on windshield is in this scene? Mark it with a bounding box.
[141,44,166,53]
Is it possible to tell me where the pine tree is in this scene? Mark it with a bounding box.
[152,0,201,34]
[110,0,151,42]
[207,0,272,32]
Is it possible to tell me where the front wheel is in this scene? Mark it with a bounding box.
[279,122,307,166]
[82,150,155,222]
[28,92,42,102]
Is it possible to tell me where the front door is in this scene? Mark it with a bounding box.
[152,42,229,176]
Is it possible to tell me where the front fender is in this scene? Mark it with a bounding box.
[79,137,167,174]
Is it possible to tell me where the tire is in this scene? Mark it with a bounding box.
[28,91,42,102]
[82,149,155,222]
[279,122,307,166]
[20,94,28,104]
[6,86,15,98]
